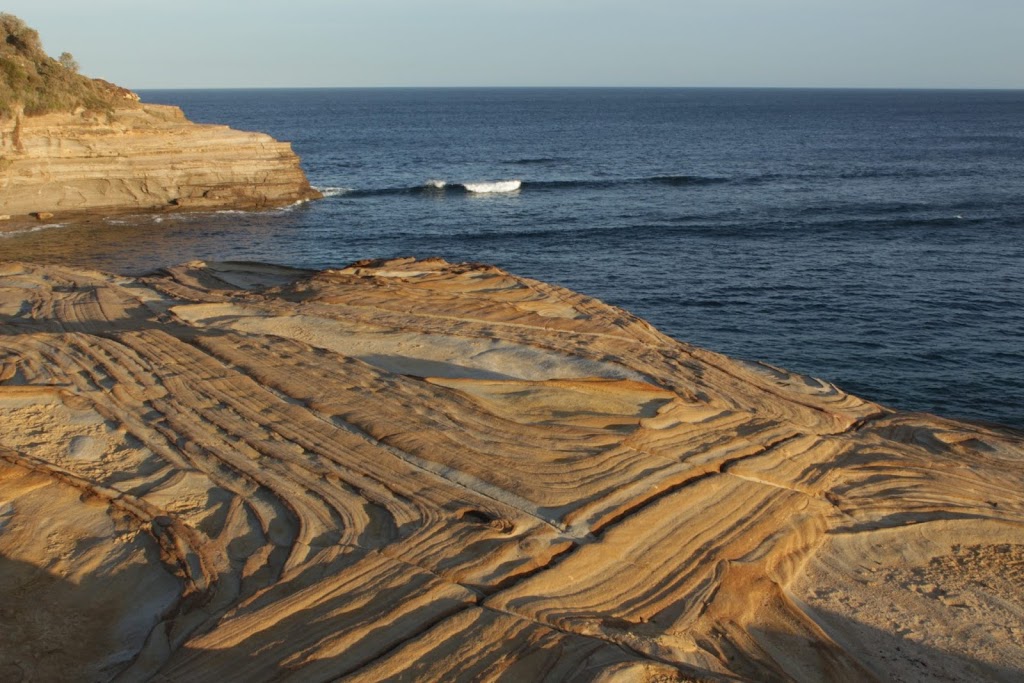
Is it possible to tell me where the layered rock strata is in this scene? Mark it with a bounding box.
[0,104,320,218]
[0,257,1022,682]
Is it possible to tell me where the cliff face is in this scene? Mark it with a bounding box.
[0,13,319,217]
[0,103,321,217]
[1,258,1023,682]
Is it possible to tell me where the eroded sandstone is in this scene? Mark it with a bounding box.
[0,258,1021,682]
[0,104,321,219]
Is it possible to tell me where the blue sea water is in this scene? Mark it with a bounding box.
[3,88,1023,429]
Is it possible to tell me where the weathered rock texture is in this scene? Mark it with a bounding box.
[0,104,320,218]
[0,257,1022,682]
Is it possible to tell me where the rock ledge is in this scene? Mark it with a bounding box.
[0,103,321,219]
[0,258,1022,682]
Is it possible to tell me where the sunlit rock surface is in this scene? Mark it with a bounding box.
[0,105,320,219]
[0,257,1022,682]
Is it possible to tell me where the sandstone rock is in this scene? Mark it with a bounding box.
[0,105,321,216]
[0,16,315,217]
[29,211,53,220]
[0,258,1022,682]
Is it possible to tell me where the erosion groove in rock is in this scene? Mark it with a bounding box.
[0,257,1022,682]
[0,105,321,218]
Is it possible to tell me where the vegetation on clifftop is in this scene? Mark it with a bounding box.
[0,13,138,118]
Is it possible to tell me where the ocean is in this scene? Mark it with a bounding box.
[3,88,1023,429]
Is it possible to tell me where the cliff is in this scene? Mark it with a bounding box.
[0,104,321,217]
[0,14,320,219]
[1,258,1022,682]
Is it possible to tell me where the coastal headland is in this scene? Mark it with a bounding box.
[0,104,321,223]
[1,257,1022,682]
[0,14,320,225]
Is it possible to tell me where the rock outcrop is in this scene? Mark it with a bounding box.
[1,258,1022,682]
[0,104,321,217]
[0,13,320,218]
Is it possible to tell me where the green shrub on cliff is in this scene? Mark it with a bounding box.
[0,13,138,118]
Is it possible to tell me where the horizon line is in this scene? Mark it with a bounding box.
[131,84,1024,93]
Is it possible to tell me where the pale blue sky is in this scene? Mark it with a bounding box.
[5,1,1023,89]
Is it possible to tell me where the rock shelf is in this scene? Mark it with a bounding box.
[0,104,320,221]
[0,258,1021,681]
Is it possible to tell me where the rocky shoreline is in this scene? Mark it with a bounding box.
[0,103,321,223]
[1,258,1022,681]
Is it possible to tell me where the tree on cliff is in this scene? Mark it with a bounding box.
[58,52,79,74]
[0,13,138,118]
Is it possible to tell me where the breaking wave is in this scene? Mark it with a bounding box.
[313,186,352,198]
[463,180,522,194]
[337,179,522,198]
[330,175,730,199]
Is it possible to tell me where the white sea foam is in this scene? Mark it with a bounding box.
[463,180,522,194]
[0,223,66,238]
[276,198,308,212]
[314,186,352,198]
[424,179,448,189]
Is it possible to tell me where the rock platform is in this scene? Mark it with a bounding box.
[0,258,1022,681]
